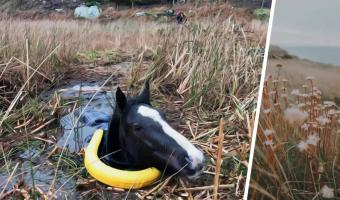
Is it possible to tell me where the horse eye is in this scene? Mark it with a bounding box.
[133,124,142,131]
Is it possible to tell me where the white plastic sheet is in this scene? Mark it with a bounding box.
[74,5,100,20]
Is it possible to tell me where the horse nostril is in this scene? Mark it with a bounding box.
[197,163,204,171]
[184,156,205,171]
[185,156,196,167]
[185,156,192,164]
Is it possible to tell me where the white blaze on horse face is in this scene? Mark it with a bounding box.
[137,105,204,169]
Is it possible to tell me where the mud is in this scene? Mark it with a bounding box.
[0,56,134,199]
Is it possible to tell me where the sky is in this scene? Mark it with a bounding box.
[271,0,340,47]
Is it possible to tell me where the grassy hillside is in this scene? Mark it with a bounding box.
[266,46,340,102]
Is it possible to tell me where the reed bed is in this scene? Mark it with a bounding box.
[249,65,340,199]
[0,19,170,77]
[128,16,266,199]
[0,5,267,199]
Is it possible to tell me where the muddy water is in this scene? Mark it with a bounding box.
[0,168,77,199]
[57,83,115,153]
[0,83,117,199]
[0,142,78,199]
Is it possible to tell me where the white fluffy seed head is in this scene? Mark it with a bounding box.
[263,129,274,136]
[320,185,334,199]
[291,89,300,96]
[284,107,308,126]
[297,140,308,152]
[264,140,274,146]
[306,134,320,146]
[301,123,309,131]
[316,115,330,126]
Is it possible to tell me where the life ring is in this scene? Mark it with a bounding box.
[84,129,161,189]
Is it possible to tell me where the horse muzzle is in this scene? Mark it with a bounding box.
[182,155,205,180]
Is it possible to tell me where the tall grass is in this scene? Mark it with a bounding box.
[249,66,340,199]
[0,19,170,76]
[0,8,268,199]
[128,16,267,199]
[130,17,265,118]
[0,19,171,129]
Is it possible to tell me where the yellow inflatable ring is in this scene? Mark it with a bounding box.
[84,129,161,189]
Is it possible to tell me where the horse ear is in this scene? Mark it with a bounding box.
[116,87,127,110]
[138,80,150,105]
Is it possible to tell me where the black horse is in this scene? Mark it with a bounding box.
[99,81,204,179]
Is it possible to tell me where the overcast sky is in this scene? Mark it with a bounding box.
[271,0,340,47]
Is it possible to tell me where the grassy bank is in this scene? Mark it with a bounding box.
[267,59,340,103]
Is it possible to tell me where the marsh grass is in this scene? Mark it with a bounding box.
[130,17,264,115]
[0,19,171,80]
[128,15,266,199]
[0,5,267,199]
[249,67,340,199]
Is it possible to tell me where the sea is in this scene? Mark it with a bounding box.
[281,46,340,67]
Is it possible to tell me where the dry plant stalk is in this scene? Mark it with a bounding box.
[213,118,225,200]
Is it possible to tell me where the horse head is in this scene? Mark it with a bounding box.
[107,81,205,179]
